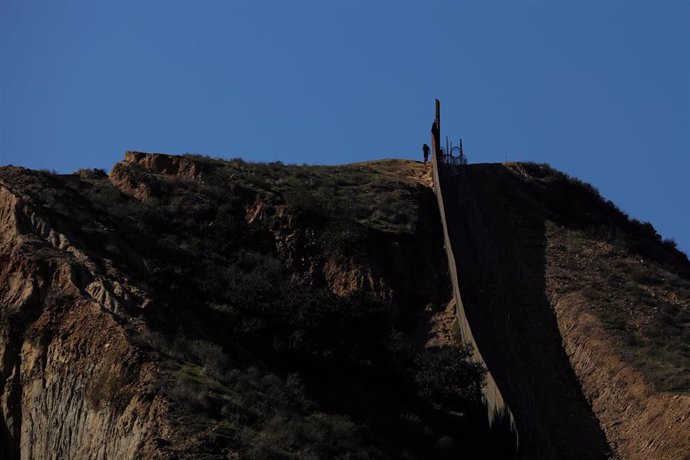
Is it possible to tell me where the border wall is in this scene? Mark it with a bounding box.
[431,153,517,443]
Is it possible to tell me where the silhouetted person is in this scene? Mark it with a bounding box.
[423,144,430,163]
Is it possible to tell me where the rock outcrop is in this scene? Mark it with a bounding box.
[0,169,172,459]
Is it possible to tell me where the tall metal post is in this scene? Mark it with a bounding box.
[435,98,441,140]
[431,99,441,160]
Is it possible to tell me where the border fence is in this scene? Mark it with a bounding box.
[429,99,518,449]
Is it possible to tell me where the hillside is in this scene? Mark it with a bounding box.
[0,153,688,459]
[0,153,501,459]
[440,162,690,459]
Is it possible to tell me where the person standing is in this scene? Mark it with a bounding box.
[423,144,430,163]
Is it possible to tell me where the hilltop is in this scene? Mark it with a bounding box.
[0,152,688,459]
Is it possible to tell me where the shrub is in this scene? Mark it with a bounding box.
[186,340,228,379]
[415,346,486,410]
[86,365,135,413]
[169,377,211,413]
[629,266,663,286]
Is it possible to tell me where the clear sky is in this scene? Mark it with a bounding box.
[1,1,688,254]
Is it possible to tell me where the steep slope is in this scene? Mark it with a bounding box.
[0,168,172,459]
[438,162,690,459]
[0,154,502,459]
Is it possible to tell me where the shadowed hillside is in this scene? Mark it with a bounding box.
[0,153,505,459]
[0,153,688,459]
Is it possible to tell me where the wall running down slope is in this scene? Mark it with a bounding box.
[430,154,517,443]
[433,161,612,459]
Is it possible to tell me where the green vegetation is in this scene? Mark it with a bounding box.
[549,224,690,393]
[202,158,421,234]
[533,159,690,394]
[68,156,494,458]
[415,346,486,411]
[518,162,690,278]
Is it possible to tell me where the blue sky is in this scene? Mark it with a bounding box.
[1,1,688,253]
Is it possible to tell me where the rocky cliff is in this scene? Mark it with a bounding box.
[0,153,688,459]
[0,168,171,459]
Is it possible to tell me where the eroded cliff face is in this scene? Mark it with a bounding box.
[0,171,172,459]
